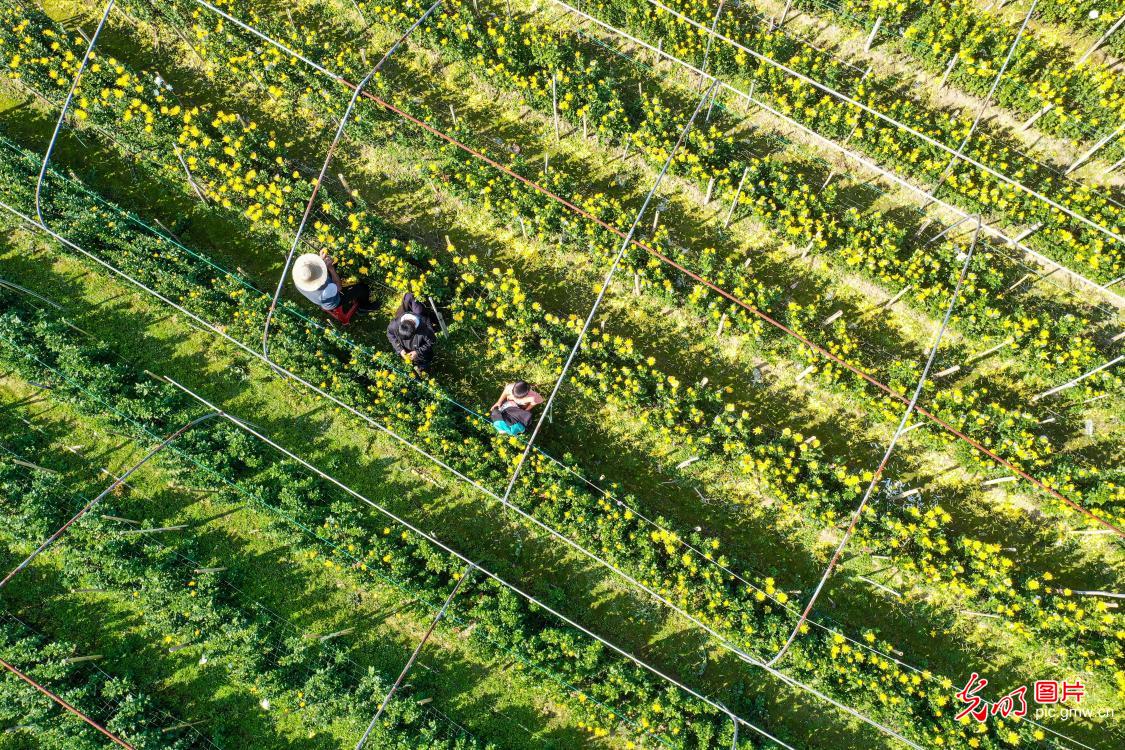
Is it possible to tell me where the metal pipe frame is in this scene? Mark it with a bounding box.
[260,0,443,361]
[767,217,983,667]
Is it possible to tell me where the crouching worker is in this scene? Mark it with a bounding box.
[292,251,374,323]
[489,380,544,436]
[387,292,437,375]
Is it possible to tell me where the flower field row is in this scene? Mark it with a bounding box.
[790,0,1125,152]
[103,0,1122,494]
[0,286,749,749]
[0,87,1105,746]
[4,2,1120,742]
[4,0,1121,684]
[573,0,1124,283]
[0,611,215,749]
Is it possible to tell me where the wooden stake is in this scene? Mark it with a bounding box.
[120,525,188,535]
[448,104,458,128]
[880,284,912,310]
[61,654,103,664]
[857,575,902,599]
[319,627,355,642]
[704,177,715,205]
[1009,224,1043,247]
[100,514,138,525]
[1000,273,1032,296]
[981,475,1018,487]
[1101,154,1125,176]
[968,336,1014,361]
[777,0,794,27]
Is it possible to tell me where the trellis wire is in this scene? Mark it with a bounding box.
[163,378,797,750]
[0,375,669,750]
[638,0,1125,248]
[500,79,720,505]
[354,563,475,750]
[260,0,444,361]
[0,411,222,590]
[767,217,983,667]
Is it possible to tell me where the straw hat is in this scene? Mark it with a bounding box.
[292,253,328,292]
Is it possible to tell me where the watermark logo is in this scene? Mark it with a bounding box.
[955,674,1108,723]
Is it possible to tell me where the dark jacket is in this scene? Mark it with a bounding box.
[387,312,436,368]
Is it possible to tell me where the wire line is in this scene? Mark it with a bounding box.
[767,217,983,667]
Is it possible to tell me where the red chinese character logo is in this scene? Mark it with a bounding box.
[1061,681,1085,704]
[991,686,1027,718]
[1034,680,1059,704]
[956,673,990,722]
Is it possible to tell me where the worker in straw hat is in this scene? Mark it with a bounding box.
[292,251,374,317]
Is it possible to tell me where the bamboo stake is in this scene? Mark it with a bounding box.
[864,17,884,52]
[968,336,1014,361]
[938,54,958,89]
[551,72,559,139]
[857,575,901,599]
[1020,103,1053,131]
[724,166,749,227]
[1033,355,1123,400]
[119,525,188,535]
[1077,13,1125,65]
[981,475,1018,486]
[777,0,794,27]
[1066,124,1124,174]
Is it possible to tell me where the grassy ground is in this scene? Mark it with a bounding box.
[0,291,610,749]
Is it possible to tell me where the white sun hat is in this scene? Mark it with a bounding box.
[292,253,328,292]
